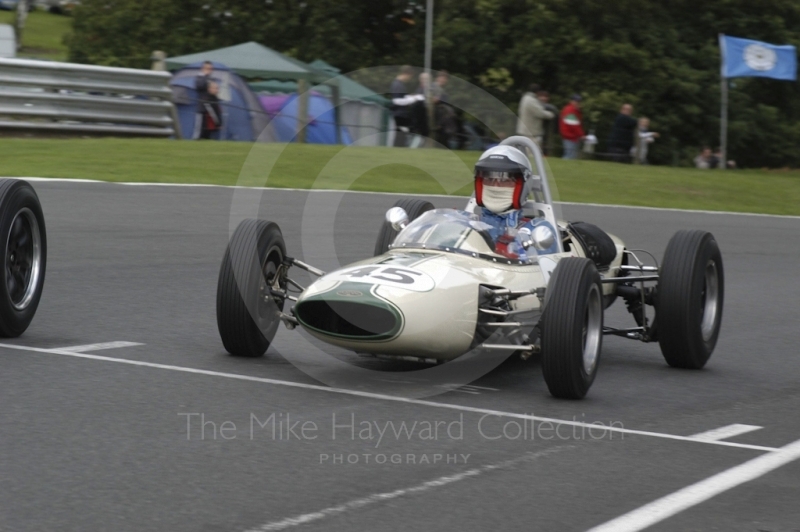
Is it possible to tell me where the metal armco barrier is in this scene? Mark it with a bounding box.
[0,58,180,137]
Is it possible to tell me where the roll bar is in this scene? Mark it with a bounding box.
[499,135,555,206]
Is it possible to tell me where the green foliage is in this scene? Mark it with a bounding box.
[67,0,427,69]
[478,67,514,93]
[66,0,800,167]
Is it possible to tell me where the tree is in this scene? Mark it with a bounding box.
[67,0,800,166]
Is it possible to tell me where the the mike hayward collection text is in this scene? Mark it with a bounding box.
[178,412,624,445]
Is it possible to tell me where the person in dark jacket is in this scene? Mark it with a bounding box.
[607,103,637,163]
[194,61,222,140]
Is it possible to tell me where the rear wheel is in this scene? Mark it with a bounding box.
[0,179,47,338]
[541,258,603,399]
[657,230,724,369]
[373,198,434,256]
[216,219,286,357]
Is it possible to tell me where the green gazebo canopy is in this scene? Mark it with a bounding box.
[165,42,332,83]
[249,59,388,106]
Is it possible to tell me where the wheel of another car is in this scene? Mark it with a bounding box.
[657,230,724,369]
[541,257,603,399]
[373,198,434,256]
[216,219,286,357]
[0,179,47,338]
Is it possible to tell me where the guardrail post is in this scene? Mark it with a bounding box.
[151,51,167,71]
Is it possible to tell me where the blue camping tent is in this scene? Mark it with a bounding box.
[169,62,271,141]
[262,92,352,144]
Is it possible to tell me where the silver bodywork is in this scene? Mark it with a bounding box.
[298,249,542,359]
[295,230,625,361]
[293,136,627,362]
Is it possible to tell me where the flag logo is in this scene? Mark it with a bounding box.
[720,35,797,80]
[744,44,777,71]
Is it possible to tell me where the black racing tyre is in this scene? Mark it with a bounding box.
[216,219,286,357]
[373,198,434,256]
[657,230,724,369]
[0,179,47,338]
[541,258,603,399]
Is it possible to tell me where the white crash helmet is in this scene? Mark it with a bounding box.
[474,145,533,212]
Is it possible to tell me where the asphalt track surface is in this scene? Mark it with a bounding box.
[2,180,800,532]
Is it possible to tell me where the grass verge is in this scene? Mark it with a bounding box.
[3,137,800,215]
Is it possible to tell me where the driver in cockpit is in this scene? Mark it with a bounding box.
[472,145,558,260]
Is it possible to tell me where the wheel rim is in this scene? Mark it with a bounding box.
[6,208,42,311]
[258,245,284,320]
[582,284,602,374]
[700,260,720,342]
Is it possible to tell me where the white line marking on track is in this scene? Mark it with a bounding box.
[56,341,144,353]
[0,342,778,453]
[690,424,763,442]
[243,446,568,532]
[587,437,800,532]
[16,177,800,220]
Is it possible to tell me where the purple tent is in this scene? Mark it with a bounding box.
[258,92,352,144]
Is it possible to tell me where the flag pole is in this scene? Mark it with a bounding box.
[719,33,728,171]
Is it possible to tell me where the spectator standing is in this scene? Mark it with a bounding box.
[433,71,449,103]
[200,81,222,139]
[431,71,460,148]
[194,61,221,140]
[405,72,434,147]
[694,147,713,169]
[559,94,585,160]
[711,147,737,169]
[607,103,637,163]
[389,65,421,147]
[516,83,554,148]
[538,91,559,156]
[633,117,659,164]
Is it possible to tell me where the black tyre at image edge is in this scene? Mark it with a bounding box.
[657,230,724,369]
[0,179,47,338]
[541,258,603,399]
[216,219,286,357]
[373,198,435,256]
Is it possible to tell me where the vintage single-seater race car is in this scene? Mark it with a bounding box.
[216,137,724,399]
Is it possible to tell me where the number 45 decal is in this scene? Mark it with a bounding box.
[330,265,436,292]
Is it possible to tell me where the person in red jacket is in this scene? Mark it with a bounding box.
[559,94,586,159]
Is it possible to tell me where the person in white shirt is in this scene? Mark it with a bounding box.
[516,84,554,147]
[632,117,659,164]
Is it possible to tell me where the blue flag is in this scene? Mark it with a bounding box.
[720,35,797,80]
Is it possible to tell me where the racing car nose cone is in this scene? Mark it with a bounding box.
[294,285,403,341]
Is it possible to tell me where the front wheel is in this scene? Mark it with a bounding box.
[657,230,724,369]
[216,219,286,357]
[541,258,603,399]
[0,179,47,338]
